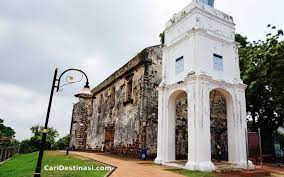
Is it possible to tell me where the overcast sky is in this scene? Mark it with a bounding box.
[0,0,283,141]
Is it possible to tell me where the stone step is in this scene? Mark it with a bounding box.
[215,165,271,177]
[239,170,271,177]
[215,168,243,173]
[215,164,242,173]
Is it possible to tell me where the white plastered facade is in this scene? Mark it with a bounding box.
[155,0,255,171]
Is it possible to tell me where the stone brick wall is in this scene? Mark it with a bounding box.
[143,46,162,157]
[210,90,228,160]
[70,45,192,159]
[70,97,93,150]
[87,65,145,156]
[70,45,163,158]
[175,97,188,159]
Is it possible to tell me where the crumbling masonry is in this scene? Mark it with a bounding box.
[70,45,189,158]
[70,45,163,157]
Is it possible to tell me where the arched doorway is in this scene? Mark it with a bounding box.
[175,92,188,160]
[156,81,251,170]
[168,90,188,161]
[210,89,228,162]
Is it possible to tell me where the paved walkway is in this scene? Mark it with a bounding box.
[256,164,284,177]
[70,151,184,177]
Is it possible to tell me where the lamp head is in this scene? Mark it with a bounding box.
[75,84,93,98]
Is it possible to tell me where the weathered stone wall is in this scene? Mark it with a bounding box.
[70,97,93,150]
[87,66,145,155]
[210,90,228,160]
[143,46,163,157]
[73,45,163,157]
[175,97,188,159]
[70,45,191,159]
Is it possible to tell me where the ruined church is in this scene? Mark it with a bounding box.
[70,0,254,171]
[70,45,164,158]
[70,44,189,158]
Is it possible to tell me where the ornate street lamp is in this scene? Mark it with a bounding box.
[34,68,92,177]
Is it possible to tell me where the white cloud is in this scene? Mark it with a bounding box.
[0,83,47,140]
[80,54,114,87]
[0,83,76,140]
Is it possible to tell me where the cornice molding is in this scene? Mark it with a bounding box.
[164,28,235,50]
[165,1,234,31]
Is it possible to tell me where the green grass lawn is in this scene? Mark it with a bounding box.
[0,151,112,177]
[165,169,216,177]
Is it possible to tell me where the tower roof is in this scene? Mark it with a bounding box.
[165,0,234,30]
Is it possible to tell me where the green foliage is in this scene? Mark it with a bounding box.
[0,151,109,177]
[20,139,37,154]
[30,125,59,146]
[159,31,165,45]
[165,169,215,177]
[0,118,17,148]
[5,139,20,148]
[0,118,15,138]
[19,125,59,153]
[53,135,69,150]
[237,25,284,154]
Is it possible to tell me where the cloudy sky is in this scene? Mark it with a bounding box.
[0,0,283,141]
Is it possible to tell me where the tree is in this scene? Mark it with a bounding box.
[20,139,37,153]
[0,118,15,138]
[30,125,59,148]
[0,118,16,148]
[20,125,59,153]
[53,135,69,150]
[237,25,284,154]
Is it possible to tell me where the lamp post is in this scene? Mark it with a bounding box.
[258,128,263,167]
[34,68,92,177]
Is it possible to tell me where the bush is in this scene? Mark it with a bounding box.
[19,125,59,153]
[19,139,37,154]
[53,135,69,150]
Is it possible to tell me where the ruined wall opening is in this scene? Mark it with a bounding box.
[168,90,188,161]
[210,89,228,162]
[125,75,133,101]
[175,92,188,160]
[103,124,115,152]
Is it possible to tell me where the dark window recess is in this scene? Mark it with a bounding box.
[123,75,134,105]
[175,56,184,74]
[110,86,115,108]
[213,54,223,71]
[98,94,103,113]
[213,54,222,58]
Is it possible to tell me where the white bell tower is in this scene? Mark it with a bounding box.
[155,0,255,171]
[162,0,241,84]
